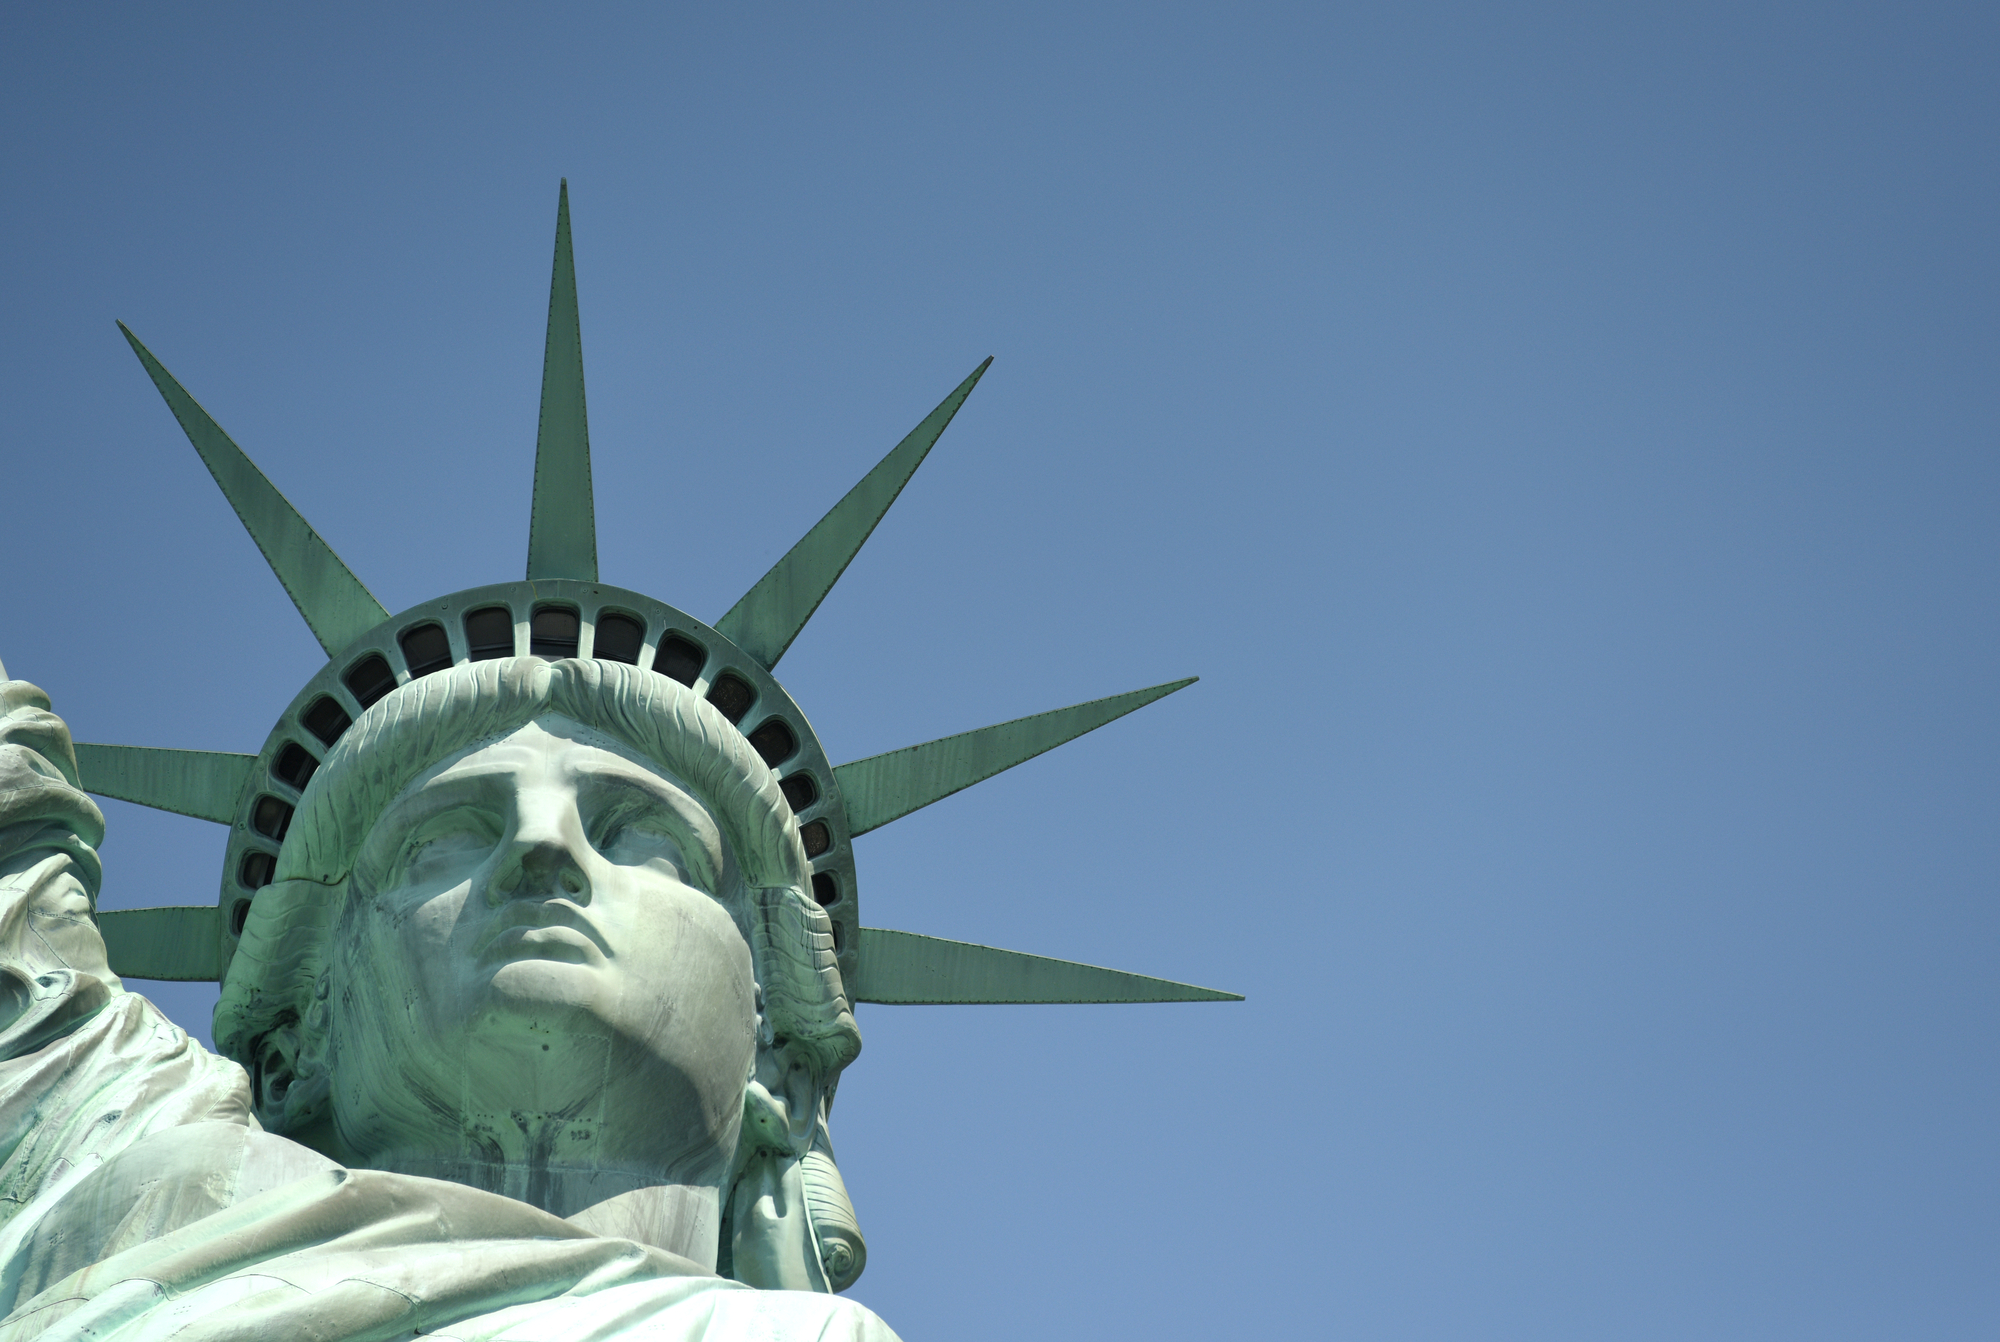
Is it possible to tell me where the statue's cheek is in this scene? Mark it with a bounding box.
[335,884,458,1021]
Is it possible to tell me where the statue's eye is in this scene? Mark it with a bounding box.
[593,811,687,871]
[589,803,639,852]
[398,811,498,881]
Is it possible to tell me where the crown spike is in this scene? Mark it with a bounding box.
[853,928,1240,1004]
[717,359,992,670]
[833,677,1195,835]
[72,743,256,824]
[118,325,389,657]
[98,907,223,981]
[525,180,598,582]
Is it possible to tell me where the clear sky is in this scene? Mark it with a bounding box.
[3,4,1997,1338]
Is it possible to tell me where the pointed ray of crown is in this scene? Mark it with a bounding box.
[526,179,598,583]
[117,324,390,655]
[718,358,990,670]
[65,184,1237,1010]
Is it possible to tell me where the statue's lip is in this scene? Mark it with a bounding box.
[481,925,601,966]
[472,899,609,964]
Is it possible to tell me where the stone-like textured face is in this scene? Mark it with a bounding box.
[325,715,758,1204]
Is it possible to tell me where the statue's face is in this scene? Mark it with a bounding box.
[325,715,757,1197]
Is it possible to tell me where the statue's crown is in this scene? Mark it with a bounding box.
[76,182,1240,1016]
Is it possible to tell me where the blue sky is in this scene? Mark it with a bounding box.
[3,4,1997,1338]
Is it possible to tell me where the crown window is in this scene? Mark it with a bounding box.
[465,606,515,660]
[344,655,396,709]
[273,742,318,791]
[399,622,451,678]
[251,796,293,841]
[593,613,644,664]
[748,718,797,767]
[239,851,275,891]
[301,696,352,747]
[654,634,705,686]
[531,607,580,659]
[707,673,753,724]
[780,773,818,812]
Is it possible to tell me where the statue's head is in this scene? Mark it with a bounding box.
[75,188,1222,1294]
[215,658,859,1234]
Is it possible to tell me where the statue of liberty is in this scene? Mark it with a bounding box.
[0,184,1236,1341]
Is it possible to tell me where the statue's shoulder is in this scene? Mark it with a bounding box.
[0,988,253,1226]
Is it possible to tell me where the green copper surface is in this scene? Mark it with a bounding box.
[97,906,222,980]
[525,180,599,582]
[834,677,1196,835]
[118,324,390,657]
[852,928,1241,1004]
[0,187,1238,1338]
[717,360,991,669]
[73,742,256,825]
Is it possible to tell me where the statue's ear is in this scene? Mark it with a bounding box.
[250,984,331,1133]
[741,1038,822,1159]
[727,1042,836,1293]
[250,1020,303,1125]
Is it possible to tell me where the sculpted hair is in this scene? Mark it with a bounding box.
[213,657,859,1083]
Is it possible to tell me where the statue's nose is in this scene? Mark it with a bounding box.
[489,836,591,905]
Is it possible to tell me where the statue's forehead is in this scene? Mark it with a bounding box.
[379,715,718,839]
[419,714,673,787]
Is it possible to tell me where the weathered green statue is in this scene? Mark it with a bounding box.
[0,186,1235,1340]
